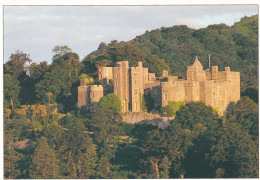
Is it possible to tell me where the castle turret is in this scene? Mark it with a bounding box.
[192,56,203,70]
[187,56,206,81]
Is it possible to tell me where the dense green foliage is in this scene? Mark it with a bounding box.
[160,101,185,117]
[3,15,258,179]
[98,93,122,113]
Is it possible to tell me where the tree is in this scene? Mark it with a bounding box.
[4,128,22,179]
[89,107,122,159]
[241,87,258,104]
[42,123,64,150]
[78,144,97,178]
[96,156,110,178]
[140,129,169,179]
[4,50,32,78]
[4,74,21,109]
[28,61,50,81]
[57,127,97,178]
[226,96,258,140]
[159,156,171,179]
[175,101,218,130]
[52,45,72,58]
[144,55,170,77]
[98,93,122,113]
[210,122,258,178]
[31,137,59,178]
[174,102,219,178]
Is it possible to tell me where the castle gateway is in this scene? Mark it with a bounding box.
[78,57,240,116]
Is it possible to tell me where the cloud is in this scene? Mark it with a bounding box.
[4,5,258,63]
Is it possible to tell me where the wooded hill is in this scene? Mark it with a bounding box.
[83,14,258,90]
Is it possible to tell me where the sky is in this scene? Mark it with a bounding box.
[3,5,258,64]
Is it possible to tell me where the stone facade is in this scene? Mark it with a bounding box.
[78,56,240,115]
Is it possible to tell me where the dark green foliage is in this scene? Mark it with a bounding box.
[174,102,219,178]
[4,74,21,109]
[35,47,81,109]
[57,127,97,178]
[241,87,258,104]
[131,123,158,140]
[160,105,175,117]
[159,156,171,179]
[175,101,218,130]
[31,137,59,178]
[226,96,259,141]
[120,122,135,136]
[88,107,122,159]
[210,122,258,178]
[144,55,170,77]
[4,129,23,179]
[99,93,122,113]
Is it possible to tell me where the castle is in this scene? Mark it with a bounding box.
[78,57,240,116]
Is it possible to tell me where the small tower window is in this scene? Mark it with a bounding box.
[116,81,119,87]
[92,92,95,98]
[134,89,138,95]
[105,69,109,76]
[164,93,168,101]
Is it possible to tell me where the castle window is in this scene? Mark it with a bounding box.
[116,81,119,87]
[134,89,138,95]
[92,92,95,98]
[164,93,168,101]
[105,69,109,76]
[116,74,119,78]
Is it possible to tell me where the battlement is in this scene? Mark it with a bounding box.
[90,85,103,89]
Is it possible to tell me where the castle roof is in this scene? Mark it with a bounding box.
[193,56,203,67]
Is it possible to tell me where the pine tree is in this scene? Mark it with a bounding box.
[159,156,171,179]
[78,144,97,178]
[31,137,59,178]
[4,140,22,179]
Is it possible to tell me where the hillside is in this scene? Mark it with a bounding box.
[82,14,258,90]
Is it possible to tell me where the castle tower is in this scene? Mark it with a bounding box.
[130,61,147,112]
[78,79,88,109]
[88,85,104,111]
[187,56,206,81]
[113,61,130,113]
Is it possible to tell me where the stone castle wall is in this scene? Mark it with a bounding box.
[78,56,240,116]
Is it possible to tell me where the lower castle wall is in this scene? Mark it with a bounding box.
[122,112,173,129]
